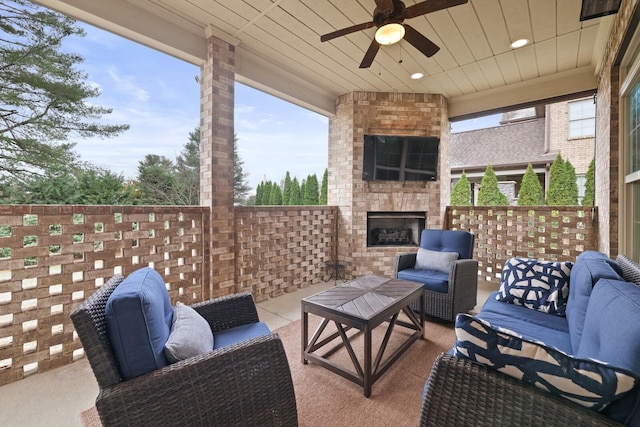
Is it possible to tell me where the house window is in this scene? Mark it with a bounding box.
[568,99,595,138]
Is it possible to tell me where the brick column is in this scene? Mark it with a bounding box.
[200,31,236,297]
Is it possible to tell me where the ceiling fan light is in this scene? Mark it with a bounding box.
[375,23,405,45]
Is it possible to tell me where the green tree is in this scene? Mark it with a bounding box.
[4,170,80,204]
[76,167,133,205]
[174,128,200,205]
[136,154,177,204]
[517,164,543,206]
[450,171,471,206]
[233,134,251,203]
[289,177,302,205]
[582,158,595,206]
[282,171,292,205]
[269,183,283,205]
[547,154,579,205]
[303,174,319,205]
[0,0,128,180]
[477,164,507,205]
[262,181,273,205]
[320,168,328,205]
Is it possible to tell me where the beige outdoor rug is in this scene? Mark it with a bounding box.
[81,316,455,427]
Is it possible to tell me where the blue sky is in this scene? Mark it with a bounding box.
[65,23,498,193]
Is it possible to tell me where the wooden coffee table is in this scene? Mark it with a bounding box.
[301,275,424,397]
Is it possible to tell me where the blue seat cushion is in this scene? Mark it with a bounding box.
[479,294,572,353]
[397,268,449,293]
[213,322,271,349]
[105,268,173,380]
[454,314,638,412]
[566,251,623,351]
[578,279,640,424]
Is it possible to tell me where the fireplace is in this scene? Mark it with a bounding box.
[367,212,426,247]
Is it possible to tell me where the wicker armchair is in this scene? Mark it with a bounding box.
[394,229,478,321]
[420,353,622,426]
[71,275,298,427]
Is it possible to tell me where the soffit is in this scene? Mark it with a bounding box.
[34,0,613,118]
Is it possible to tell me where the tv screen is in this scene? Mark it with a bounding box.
[362,135,439,181]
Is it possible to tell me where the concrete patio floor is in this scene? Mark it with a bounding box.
[0,278,496,427]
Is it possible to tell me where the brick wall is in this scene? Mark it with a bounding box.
[328,92,450,278]
[234,206,338,302]
[446,206,598,282]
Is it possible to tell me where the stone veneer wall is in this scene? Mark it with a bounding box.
[328,92,450,278]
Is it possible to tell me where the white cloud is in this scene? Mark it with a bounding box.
[106,67,150,102]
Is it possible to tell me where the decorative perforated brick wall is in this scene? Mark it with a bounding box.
[445,206,599,282]
[0,205,209,385]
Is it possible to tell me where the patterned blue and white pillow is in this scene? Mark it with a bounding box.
[497,257,573,315]
[454,314,638,411]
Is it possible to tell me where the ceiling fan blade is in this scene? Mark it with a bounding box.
[359,39,380,68]
[403,24,440,57]
[321,21,375,42]
[405,0,468,19]
[374,0,394,14]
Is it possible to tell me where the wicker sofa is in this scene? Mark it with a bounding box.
[420,252,640,426]
[71,271,298,427]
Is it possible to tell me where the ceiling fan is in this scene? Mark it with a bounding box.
[320,0,468,69]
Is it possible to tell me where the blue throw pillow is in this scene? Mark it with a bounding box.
[454,314,638,411]
[497,257,572,315]
[105,268,173,379]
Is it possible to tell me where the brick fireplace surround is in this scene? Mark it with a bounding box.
[327,92,451,278]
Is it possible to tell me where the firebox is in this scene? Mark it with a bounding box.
[367,212,426,247]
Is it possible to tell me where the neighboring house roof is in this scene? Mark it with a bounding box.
[451,118,558,172]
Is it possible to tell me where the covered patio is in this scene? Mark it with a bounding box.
[4,0,640,424]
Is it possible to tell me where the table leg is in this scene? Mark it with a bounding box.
[363,324,372,397]
[302,306,308,365]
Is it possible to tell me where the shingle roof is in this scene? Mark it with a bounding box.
[451,118,558,171]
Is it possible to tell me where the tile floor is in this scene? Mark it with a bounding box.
[0,278,497,427]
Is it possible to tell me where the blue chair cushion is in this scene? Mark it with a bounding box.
[496,258,573,316]
[420,229,474,260]
[105,268,173,379]
[454,314,638,412]
[213,322,271,349]
[397,268,449,293]
[578,279,640,424]
[566,251,623,351]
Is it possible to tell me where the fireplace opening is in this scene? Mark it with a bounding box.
[367,212,426,247]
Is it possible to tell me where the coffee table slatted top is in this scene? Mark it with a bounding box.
[302,275,422,321]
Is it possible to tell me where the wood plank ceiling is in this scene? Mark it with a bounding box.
[36,0,613,118]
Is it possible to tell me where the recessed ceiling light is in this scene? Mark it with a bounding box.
[410,72,424,80]
[510,38,529,49]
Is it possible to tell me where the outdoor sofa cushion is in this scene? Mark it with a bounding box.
[213,322,271,349]
[454,314,638,411]
[105,267,173,379]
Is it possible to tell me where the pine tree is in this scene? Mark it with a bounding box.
[255,182,263,205]
[269,183,283,205]
[517,164,543,206]
[450,171,471,206]
[547,154,578,205]
[282,172,292,205]
[582,158,595,206]
[303,174,319,205]
[262,181,273,205]
[320,168,328,205]
[233,134,251,203]
[289,177,302,205]
[565,159,579,205]
[477,165,507,205]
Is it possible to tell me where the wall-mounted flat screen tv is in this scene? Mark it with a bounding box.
[362,135,439,181]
